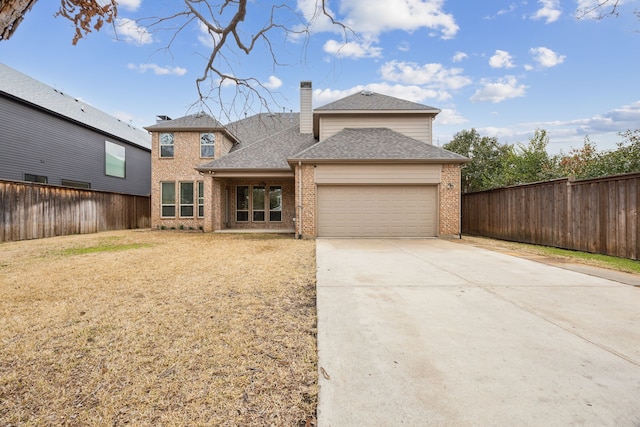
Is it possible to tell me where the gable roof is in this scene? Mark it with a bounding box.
[315,91,440,112]
[289,128,468,163]
[0,63,151,150]
[197,124,316,172]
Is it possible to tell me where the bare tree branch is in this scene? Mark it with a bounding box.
[576,0,622,20]
[1,0,351,119]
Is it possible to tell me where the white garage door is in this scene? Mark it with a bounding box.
[317,185,437,237]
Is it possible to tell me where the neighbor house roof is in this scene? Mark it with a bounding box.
[288,128,468,163]
[197,123,316,172]
[0,63,151,150]
[315,91,441,112]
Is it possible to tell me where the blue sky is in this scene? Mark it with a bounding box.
[1,0,639,153]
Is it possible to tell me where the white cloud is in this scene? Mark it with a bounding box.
[127,63,187,76]
[296,0,341,33]
[380,60,472,91]
[263,76,283,90]
[452,51,468,62]
[397,41,411,52]
[197,21,224,49]
[532,0,562,23]
[434,108,468,125]
[115,0,142,11]
[473,100,640,153]
[470,76,527,103]
[489,50,516,68]
[573,100,640,133]
[323,39,383,58]
[497,3,518,16]
[484,3,519,19]
[115,18,153,45]
[530,46,566,67]
[297,0,459,42]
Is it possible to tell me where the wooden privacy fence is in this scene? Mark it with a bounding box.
[462,172,640,260]
[0,180,150,242]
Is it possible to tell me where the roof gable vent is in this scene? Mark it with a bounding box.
[361,90,374,96]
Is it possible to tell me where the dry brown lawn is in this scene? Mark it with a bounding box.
[0,230,317,426]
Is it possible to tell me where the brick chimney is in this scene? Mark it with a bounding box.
[299,81,312,134]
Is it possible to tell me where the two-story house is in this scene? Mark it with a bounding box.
[145,81,468,238]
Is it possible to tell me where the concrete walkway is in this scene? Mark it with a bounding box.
[316,238,640,426]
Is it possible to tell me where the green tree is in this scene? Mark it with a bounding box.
[553,137,600,178]
[444,129,512,193]
[503,129,557,186]
[554,130,640,179]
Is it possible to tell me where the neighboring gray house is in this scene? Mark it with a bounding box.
[0,64,151,196]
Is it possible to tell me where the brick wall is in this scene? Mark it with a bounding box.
[151,130,230,230]
[297,164,317,238]
[439,163,462,236]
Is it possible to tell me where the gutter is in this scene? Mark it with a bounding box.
[297,161,302,239]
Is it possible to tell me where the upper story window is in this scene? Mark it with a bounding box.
[105,141,125,178]
[160,133,174,158]
[200,133,215,158]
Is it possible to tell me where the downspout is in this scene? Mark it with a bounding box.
[297,161,303,239]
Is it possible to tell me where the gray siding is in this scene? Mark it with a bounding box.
[0,95,150,196]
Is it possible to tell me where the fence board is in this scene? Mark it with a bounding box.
[462,173,640,260]
[0,180,150,242]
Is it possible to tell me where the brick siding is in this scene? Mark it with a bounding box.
[439,163,462,236]
[297,164,317,238]
[151,131,230,230]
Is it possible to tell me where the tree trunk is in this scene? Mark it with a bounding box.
[0,0,38,41]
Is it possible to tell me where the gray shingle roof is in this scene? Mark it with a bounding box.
[315,91,440,112]
[144,112,225,132]
[289,128,468,162]
[0,63,151,150]
[225,112,300,150]
[198,124,316,171]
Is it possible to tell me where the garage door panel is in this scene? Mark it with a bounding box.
[317,186,437,237]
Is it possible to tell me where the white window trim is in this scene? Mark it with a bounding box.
[160,181,176,218]
[179,182,195,218]
[200,133,215,158]
[159,133,174,158]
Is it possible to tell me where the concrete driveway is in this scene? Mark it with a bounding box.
[316,238,640,426]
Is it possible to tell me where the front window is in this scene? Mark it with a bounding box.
[269,186,282,222]
[236,185,249,222]
[180,182,194,217]
[161,182,175,217]
[197,181,204,218]
[105,141,125,178]
[200,133,215,158]
[160,133,174,158]
[236,185,282,223]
